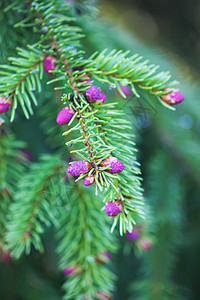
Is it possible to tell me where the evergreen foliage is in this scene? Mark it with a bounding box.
[6,154,65,258]
[56,186,116,299]
[0,46,44,121]
[0,130,26,249]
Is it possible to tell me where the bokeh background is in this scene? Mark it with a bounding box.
[98,0,200,299]
[1,0,200,299]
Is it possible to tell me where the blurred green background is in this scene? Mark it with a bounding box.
[96,1,200,299]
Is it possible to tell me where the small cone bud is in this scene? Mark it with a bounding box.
[56,106,75,125]
[86,85,101,103]
[67,160,92,177]
[97,92,106,104]
[126,227,140,241]
[101,157,124,174]
[161,88,184,105]
[84,174,95,186]
[118,85,132,97]
[43,55,57,75]
[0,96,13,114]
[105,200,123,216]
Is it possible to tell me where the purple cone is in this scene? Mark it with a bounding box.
[43,56,57,75]
[161,88,184,105]
[84,174,95,186]
[97,92,106,104]
[126,228,140,241]
[105,201,122,216]
[0,96,12,114]
[86,85,101,103]
[56,106,75,125]
[119,85,132,97]
[67,160,92,177]
[101,157,124,174]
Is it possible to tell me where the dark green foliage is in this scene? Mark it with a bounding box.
[0,132,26,248]
[0,0,32,61]
[6,154,66,258]
[130,152,185,299]
[0,46,44,121]
[56,186,116,299]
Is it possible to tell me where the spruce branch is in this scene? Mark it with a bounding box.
[5,154,65,258]
[1,0,183,235]
[0,131,26,248]
[0,46,44,121]
[1,0,181,123]
[37,24,146,234]
[83,50,178,110]
[40,31,145,234]
[49,46,100,167]
[0,0,30,61]
[61,94,145,234]
[56,185,116,300]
